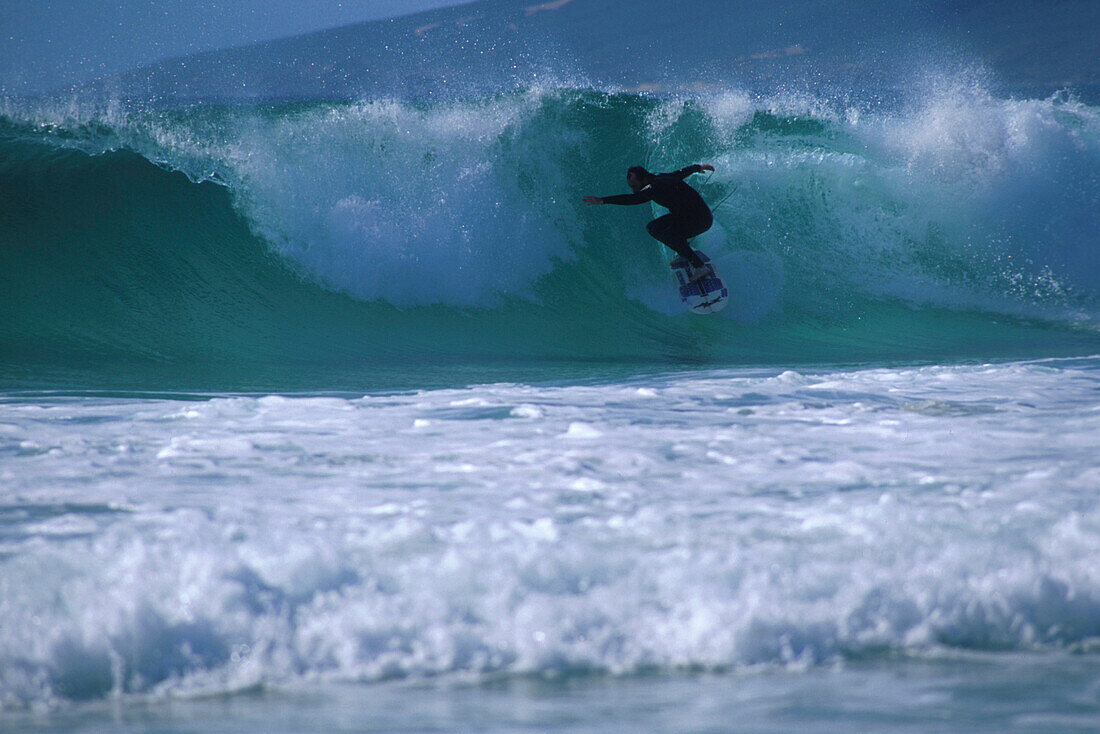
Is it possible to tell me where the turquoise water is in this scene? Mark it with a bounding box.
[3,87,1099,393]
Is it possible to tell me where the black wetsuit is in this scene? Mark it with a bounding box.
[601,165,713,268]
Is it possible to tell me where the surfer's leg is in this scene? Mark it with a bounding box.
[647,216,705,268]
[676,212,715,281]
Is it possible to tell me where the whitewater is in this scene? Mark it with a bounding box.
[3,26,1100,731]
[3,358,1100,731]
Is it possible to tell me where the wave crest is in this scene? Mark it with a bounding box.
[2,82,1099,381]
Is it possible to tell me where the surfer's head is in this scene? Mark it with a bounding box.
[626,166,652,192]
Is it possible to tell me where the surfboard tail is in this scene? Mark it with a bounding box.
[671,250,729,313]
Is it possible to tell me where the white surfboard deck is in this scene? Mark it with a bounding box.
[671,250,728,314]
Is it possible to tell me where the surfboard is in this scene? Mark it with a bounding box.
[671,251,728,314]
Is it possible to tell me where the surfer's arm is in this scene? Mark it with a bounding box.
[670,163,715,180]
[596,189,654,206]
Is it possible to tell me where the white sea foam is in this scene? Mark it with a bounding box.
[213,94,582,307]
[681,81,1100,324]
[1,357,1099,708]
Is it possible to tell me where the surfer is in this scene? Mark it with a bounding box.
[583,163,715,281]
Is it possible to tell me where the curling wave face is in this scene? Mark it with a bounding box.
[2,82,1099,389]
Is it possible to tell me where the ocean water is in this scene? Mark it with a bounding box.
[4,3,1100,730]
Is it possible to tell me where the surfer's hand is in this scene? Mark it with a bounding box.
[700,163,715,172]
[582,195,603,205]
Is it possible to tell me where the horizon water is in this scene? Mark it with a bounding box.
[3,11,1100,731]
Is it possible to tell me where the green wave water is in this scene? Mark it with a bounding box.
[2,86,1098,391]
